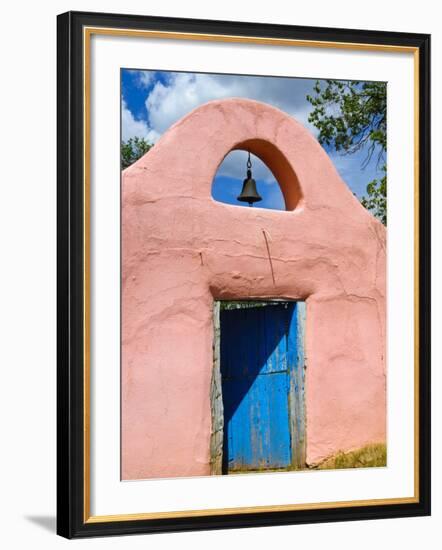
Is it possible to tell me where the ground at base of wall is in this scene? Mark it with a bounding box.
[315,443,387,470]
[222,444,387,475]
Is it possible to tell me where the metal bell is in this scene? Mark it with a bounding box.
[237,152,262,206]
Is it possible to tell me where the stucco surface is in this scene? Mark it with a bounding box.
[121,98,386,480]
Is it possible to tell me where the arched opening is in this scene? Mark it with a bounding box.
[212,151,286,211]
[211,139,303,212]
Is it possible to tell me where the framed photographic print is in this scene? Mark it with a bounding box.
[57,10,431,538]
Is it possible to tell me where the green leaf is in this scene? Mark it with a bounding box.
[121,137,153,169]
[306,80,387,224]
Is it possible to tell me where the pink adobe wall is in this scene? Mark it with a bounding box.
[121,98,386,480]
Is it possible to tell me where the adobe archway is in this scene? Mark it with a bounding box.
[121,98,386,480]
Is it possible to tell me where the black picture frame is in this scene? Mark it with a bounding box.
[57,10,431,539]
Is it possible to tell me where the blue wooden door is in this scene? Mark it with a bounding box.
[220,303,299,472]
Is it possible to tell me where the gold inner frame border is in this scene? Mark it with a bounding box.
[82,26,420,523]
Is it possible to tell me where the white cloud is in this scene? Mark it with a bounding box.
[121,100,159,143]
[127,70,156,89]
[145,73,239,134]
[144,72,319,139]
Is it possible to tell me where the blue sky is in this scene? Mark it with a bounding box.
[121,69,385,210]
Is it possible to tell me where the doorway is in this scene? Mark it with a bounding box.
[211,301,306,474]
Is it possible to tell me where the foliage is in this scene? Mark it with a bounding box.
[361,168,387,225]
[318,443,387,470]
[121,137,152,169]
[307,80,387,224]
